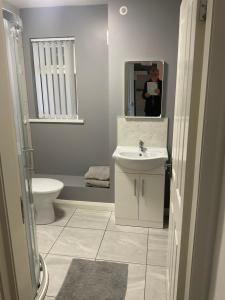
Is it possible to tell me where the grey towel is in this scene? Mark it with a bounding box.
[84,166,110,181]
[86,179,110,188]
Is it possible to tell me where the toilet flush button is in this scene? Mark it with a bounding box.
[119,6,128,16]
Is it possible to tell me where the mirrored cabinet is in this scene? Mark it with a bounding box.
[125,61,165,118]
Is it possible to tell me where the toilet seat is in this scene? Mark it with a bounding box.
[32,178,64,194]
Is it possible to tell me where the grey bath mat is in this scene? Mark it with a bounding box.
[55,259,128,300]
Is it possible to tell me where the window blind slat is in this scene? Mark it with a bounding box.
[45,42,55,117]
[32,42,44,118]
[51,43,61,116]
[73,42,78,116]
[64,41,76,117]
[38,42,49,117]
[57,41,67,116]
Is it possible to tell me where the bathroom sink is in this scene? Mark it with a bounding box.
[113,146,168,171]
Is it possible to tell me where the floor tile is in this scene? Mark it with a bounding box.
[67,209,111,230]
[147,234,168,267]
[45,254,74,297]
[51,205,76,227]
[145,266,167,300]
[149,228,169,237]
[45,255,145,299]
[107,214,148,235]
[50,227,104,259]
[97,231,148,265]
[148,234,168,249]
[37,226,63,253]
[37,205,170,299]
[147,249,168,267]
[125,264,146,300]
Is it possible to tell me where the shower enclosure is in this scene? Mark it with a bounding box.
[2,9,48,300]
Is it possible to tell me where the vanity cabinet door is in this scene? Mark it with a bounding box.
[139,175,164,223]
[115,172,139,220]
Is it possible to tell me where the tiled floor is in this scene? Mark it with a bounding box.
[38,203,168,300]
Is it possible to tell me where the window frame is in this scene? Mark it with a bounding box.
[30,37,84,124]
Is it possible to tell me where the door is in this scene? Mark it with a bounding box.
[3,13,40,297]
[139,174,164,225]
[115,172,139,220]
[168,0,206,299]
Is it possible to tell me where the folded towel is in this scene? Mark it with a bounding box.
[85,179,110,188]
[84,166,110,181]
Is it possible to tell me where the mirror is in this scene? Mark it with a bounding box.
[125,61,164,118]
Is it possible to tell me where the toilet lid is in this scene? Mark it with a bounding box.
[32,178,64,194]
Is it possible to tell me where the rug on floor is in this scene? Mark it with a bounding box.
[55,259,128,300]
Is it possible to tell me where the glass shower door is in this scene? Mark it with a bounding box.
[3,13,40,298]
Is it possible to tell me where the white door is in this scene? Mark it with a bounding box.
[168,0,206,299]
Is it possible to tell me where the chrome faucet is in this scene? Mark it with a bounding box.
[139,140,145,152]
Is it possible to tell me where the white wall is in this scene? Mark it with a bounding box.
[2,0,19,14]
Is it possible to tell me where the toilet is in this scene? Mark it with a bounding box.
[32,178,64,225]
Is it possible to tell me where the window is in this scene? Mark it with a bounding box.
[31,37,78,119]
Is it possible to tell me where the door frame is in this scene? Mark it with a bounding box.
[168,0,207,297]
[0,3,33,300]
[183,0,225,298]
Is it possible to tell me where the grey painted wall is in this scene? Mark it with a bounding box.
[108,0,181,157]
[20,5,109,176]
[20,1,180,204]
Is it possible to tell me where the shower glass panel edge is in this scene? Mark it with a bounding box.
[3,9,48,299]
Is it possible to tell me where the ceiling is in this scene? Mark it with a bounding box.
[7,0,108,8]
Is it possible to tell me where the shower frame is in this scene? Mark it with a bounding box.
[0,5,48,300]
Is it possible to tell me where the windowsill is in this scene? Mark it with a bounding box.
[29,118,84,124]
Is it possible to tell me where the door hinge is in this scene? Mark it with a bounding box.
[199,0,208,22]
[20,197,25,224]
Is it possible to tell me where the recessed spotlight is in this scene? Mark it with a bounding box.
[119,6,128,16]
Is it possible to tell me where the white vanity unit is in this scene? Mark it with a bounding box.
[113,118,168,229]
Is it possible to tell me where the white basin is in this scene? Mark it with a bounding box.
[113,146,168,171]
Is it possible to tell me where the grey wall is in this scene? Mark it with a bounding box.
[108,0,181,157]
[20,5,109,176]
[20,1,180,204]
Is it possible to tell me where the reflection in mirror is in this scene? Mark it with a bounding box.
[125,61,164,118]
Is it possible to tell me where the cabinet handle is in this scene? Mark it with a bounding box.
[23,147,34,152]
[142,179,144,196]
[134,179,136,196]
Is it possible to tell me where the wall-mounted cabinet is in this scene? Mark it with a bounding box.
[115,164,165,228]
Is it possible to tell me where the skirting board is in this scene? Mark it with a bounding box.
[54,199,115,212]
